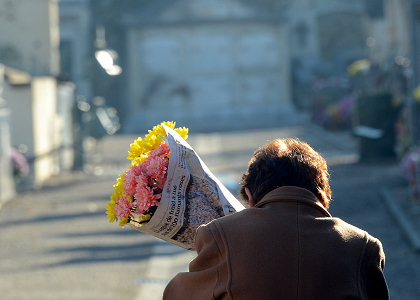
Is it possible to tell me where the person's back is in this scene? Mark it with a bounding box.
[163,138,389,300]
[204,187,387,299]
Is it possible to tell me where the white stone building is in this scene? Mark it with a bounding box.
[0,0,60,76]
[122,0,292,132]
[0,0,75,188]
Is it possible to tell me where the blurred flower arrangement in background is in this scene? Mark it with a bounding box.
[310,75,354,130]
[10,147,29,181]
[400,147,420,204]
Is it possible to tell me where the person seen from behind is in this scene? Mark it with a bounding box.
[163,138,389,299]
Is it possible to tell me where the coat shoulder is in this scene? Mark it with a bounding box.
[328,217,370,240]
[204,207,262,230]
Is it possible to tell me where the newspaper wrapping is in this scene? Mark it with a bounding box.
[129,125,245,250]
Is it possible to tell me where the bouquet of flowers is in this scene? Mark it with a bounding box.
[106,121,188,227]
[105,121,244,250]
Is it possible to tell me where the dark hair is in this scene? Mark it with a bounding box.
[239,138,331,209]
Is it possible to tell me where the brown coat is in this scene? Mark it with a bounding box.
[163,186,389,300]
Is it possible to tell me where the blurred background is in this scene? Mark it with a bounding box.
[1,0,420,299]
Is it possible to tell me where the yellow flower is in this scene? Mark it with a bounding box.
[175,127,189,140]
[111,174,126,200]
[113,173,125,189]
[143,134,163,151]
[132,154,148,166]
[127,137,147,160]
[127,121,186,163]
[139,214,152,224]
[105,199,117,223]
[153,121,176,136]
[106,173,127,224]
[119,217,129,227]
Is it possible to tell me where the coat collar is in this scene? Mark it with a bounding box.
[254,186,331,217]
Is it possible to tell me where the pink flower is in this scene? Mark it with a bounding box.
[151,142,170,158]
[145,156,168,189]
[123,164,145,196]
[114,198,134,219]
[122,142,169,215]
[123,171,137,197]
[134,181,160,214]
[136,199,160,215]
[143,142,170,188]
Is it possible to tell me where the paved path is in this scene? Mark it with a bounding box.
[1,118,420,299]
